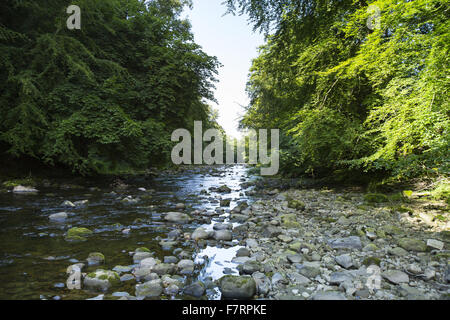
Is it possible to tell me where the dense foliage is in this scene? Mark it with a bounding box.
[0,0,220,174]
[226,0,449,181]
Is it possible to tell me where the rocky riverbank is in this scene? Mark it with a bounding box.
[223,187,449,300]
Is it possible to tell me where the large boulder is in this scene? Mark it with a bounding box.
[219,276,256,299]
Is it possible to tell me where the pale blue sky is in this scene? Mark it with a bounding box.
[183,0,265,138]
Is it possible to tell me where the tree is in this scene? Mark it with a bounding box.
[0,0,221,175]
[226,0,449,180]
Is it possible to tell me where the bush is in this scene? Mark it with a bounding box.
[431,180,450,204]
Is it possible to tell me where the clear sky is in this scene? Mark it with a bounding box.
[183,0,265,138]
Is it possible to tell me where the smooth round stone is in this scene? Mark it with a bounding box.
[112,292,130,297]
[164,256,179,264]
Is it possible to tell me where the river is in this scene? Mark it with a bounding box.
[0,165,259,300]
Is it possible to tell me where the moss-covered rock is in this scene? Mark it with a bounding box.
[65,227,93,241]
[288,200,306,211]
[362,256,381,266]
[2,178,37,189]
[219,275,256,299]
[388,193,406,202]
[363,243,379,252]
[289,242,302,252]
[280,214,301,228]
[364,193,389,203]
[398,238,427,252]
[83,269,120,292]
[391,205,413,214]
[380,225,403,236]
[87,252,105,265]
[217,185,232,193]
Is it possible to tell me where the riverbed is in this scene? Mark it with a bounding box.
[0,165,257,300]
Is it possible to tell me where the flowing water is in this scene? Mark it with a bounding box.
[0,165,259,300]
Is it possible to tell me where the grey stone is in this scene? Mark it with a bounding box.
[355,289,370,299]
[423,267,435,281]
[183,281,206,297]
[426,239,444,250]
[61,200,75,207]
[139,257,158,268]
[335,254,353,269]
[133,252,153,263]
[388,247,409,257]
[112,292,130,297]
[262,226,282,238]
[288,272,311,285]
[164,212,192,223]
[236,248,250,257]
[165,284,180,295]
[214,223,232,231]
[252,272,270,296]
[49,212,68,222]
[406,264,422,275]
[214,230,232,241]
[164,256,179,264]
[328,236,362,250]
[295,264,321,279]
[120,274,135,282]
[241,261,261,275]
[287,254,303,264]
[191,227,211,241]
[175,203,186,210]
[168,229,181,240]
[271,273,287,285]
[312,291,347,300]
[382,270,409,284]
[13,185,38,193]
[113,265,133,273]
[177,259,195,274]
[445,265,450,284]
[152,263,176,276]
[329,271,354,285]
